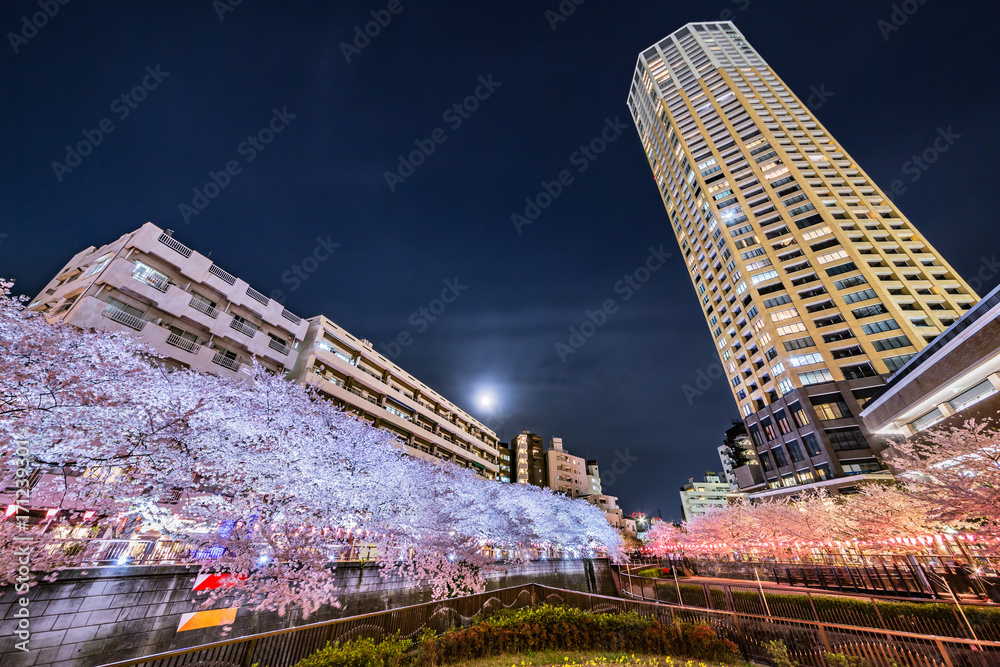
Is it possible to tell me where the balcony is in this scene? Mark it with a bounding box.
[229,317,259,338]
[102,305,146,331]
[188,296,219,319]
[132,266,168,292]
[166,333,201,354]
[212,353,241,372]
[158,233,193,258]
[246,286,269,306]
[268,338,291,356]
[360,366,383,381]
[208,264,236,285]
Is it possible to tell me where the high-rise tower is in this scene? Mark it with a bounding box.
[628,22,978,496]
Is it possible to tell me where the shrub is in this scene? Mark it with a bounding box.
[824,652,871,667]
[636,567,665,578]
[763,640,795,667]
[417,604,740,665]
[292,636,412,667]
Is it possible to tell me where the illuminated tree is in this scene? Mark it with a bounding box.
[0,281,621,615]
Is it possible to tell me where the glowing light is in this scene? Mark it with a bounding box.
[45,509,58,519]
[478,393,493,408]
[83,510,96,521]
[4,505,17,518]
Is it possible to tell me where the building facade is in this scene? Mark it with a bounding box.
[545,437,589,496]
[861,283,1000,438]
[290,316,500,477]
[30,223,499,477]
[509,431,547,486]
[628,22,978,497]
[717,421,757,491]
[28,222,308,380]
[679,473,731,521]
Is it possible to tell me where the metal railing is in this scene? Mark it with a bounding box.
[212,353,241,372]
[246,286,269,306]
[268,338,291,356]
[229,317,259,338]
[100,584,538,667]
[99,582,1000,667]
[618,567,1000,643]
[188,296,219,319]
[102,305,146,331]
[209,263,237,285]
[158,233,193,258]
[132,266,169,292]
[166,333,201,354]
[281,308,301,325]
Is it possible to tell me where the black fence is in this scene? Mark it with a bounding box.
[100,582,1000,667]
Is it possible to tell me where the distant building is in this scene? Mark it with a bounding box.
[510,431,547,486]
[545,437,588,496]
[585,460,603,495]
[679,472,732,521]
[497,443,513,483]
[717,421,758,492]
[861,283,1000,438]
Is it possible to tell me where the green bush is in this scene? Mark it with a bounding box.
[291,636,412,667]
[636,567,665,578]
[418,604,740,665]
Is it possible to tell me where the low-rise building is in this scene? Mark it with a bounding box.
[28,222,307,379]
[861,283,1000,438]
[29,223,499,477]
[679,473,732,522]
[545,437,588,496]
[291,316,500,477]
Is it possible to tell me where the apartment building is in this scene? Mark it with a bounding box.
[545,437,588,496]
[627,22,978,498]
[679,473,732,521]
[28,222,308,379]
[509,431,547,486]
[290,316,500,477]
[29,223,499,477]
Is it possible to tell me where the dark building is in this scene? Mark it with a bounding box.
[510,430,547,487]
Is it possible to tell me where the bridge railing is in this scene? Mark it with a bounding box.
[99,582,1000,667]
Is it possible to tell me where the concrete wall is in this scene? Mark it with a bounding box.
[1,558,616,667]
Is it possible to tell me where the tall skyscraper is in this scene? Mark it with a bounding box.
[628,22,978,497]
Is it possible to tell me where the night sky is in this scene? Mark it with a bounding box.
[3,1,999,521]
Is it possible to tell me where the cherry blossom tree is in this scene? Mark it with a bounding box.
[0,281,621,616]
[883,419,1000,538]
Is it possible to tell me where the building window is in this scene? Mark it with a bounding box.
[778,378,794,395]
[774,409,792,434]
[758,451,773,472]
[841,363,878,380]
[826,428,868,451]
[785,439,805,463]
[949,380,998,414]
[911,407,945,432]
[841,458,884,475]
[883,354,915,373]
[771,446,789,468]
[811,396,852,421]
[761,417,776,441]
[799,369,834,385]
[801,432,822,456]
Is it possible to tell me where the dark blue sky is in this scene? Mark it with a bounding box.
[3,1,999,521]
